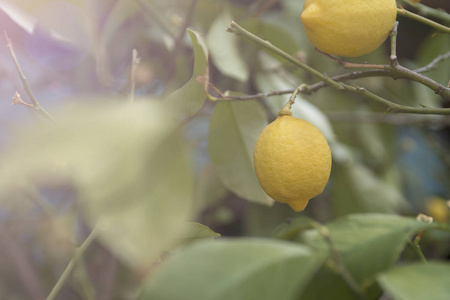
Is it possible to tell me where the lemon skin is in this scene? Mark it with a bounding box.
[301,0,398,57]
[254,115,332,212]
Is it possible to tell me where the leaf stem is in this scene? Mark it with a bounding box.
[410,230,427,263]
[46,225,100,300]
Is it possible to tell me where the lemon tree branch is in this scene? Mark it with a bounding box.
[397,7,450,34]
[46,225,100,300]
[316,48,450,101]
[226,21,450,115]
[210,70,396,101]
[4,31,56,122]
[398,0,450,24]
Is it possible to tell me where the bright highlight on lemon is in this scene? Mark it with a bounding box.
[301,0,398,57]
[253,112,332,212]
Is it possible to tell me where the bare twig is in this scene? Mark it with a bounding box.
[398,0,450,24]
[129,49,139,104]
[389,21,399,66]
[315,48,385,70]
[164,0,199,82]
[325,111,450,126]
[226,21,450,114]
[134,0,177,39]
[397,7,450,34]
[317,44,450,101]
[4,31,56,122]
[414,51,450,73]
[46,225,100,300]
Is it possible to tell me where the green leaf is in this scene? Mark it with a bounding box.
[141,238,326,300]
[0,102,193,267]
[209,101,273,205]
[176,222,221,245]
[167,29,209,116]
[298,214,438,299]
[271,217,315,241]
[331,161,406,216]
[207,8,249,82]
[378,262,450,300]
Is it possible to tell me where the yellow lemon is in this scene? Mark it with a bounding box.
[301,0,398,57]
[425,197,450,223]
[253,112,332,212]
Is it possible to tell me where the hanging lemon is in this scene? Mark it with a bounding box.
[301,0,398,57]
[254,109,332,212]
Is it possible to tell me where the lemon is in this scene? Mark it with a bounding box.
[253,111,332,212]
[425,197,450,223]
[301,0,398,57]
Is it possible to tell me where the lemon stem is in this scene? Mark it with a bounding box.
[279,84,307,116]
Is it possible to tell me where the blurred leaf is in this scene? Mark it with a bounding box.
[194,163,228,211]
[207,8,249,82]
[0,102,193,267]
[271,217,315,241]
[167,29,209,116]
[378,262,450,300]
[300,214,438,284]
[141,238,325,300]
[242,18,301,56]
[176,222,221,246]
[331,161,406,215]
[209,101,273,205]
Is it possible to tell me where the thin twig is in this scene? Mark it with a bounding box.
[326,111,450,126]
[134,0,177,39]
[129,49,139,104]
[315,48,385,70]
[398,0,450,24]
[46,225,100,300]
[164,0,199,82]
[211,70,395,101]
[414,51,450,73]
[75,259,96,300]
[4,31,56,122]
[316,42,450,101]
[397,7,450,34]
[226,21,450,114]
[389,21,399,66]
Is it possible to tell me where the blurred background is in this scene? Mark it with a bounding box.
[0,0,449,299]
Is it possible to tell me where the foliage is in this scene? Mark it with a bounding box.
[0,0,449,300]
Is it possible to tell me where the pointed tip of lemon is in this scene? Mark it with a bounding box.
[287,199,310,212]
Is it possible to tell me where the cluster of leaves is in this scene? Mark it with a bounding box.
[0,0,449,300]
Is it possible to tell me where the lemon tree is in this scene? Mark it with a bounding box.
[1,1,449,300]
